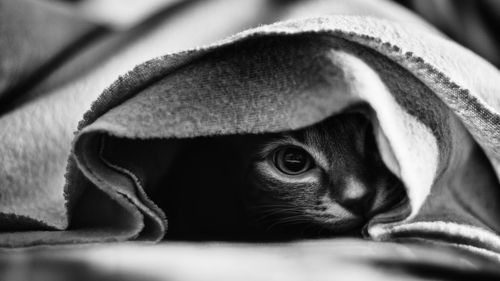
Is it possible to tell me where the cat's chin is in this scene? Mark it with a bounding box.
[295,220,366,239]
[247,216,367,240]
[317,218,366,233]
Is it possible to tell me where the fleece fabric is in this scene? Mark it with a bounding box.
[1,0,500,263]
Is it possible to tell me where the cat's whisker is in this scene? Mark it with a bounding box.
[253,208,305,224]
[276,215,310,223]
[242,111,404,239]
[264,215,311,232]
[247,204,301,210]
[252,206,305,216]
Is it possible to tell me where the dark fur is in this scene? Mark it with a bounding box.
[160,111,405,241]
[242,112,405,238]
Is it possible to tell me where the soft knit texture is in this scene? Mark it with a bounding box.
[2,0,500,264]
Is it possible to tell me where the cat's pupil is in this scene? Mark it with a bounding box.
[274,146,312,175]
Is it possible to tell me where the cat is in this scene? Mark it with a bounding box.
[159,110,406,241]
[241,111,406,238]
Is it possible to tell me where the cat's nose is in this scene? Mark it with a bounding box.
[335,176,373,215]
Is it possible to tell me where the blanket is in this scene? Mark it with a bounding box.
[2,240,500,280]
[2,0,500,264]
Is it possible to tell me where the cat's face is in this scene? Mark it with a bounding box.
[245,112,405,236]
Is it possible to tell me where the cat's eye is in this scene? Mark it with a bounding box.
[273,146,314,175]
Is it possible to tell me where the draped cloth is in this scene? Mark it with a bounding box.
[1,0,500,263]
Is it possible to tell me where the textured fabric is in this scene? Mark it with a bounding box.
[0,0,105,106]
[3,240,500,280]
[69,17,500,260]
[1,0,500,264]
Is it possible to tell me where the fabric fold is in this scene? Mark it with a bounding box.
[69,16,500,259]
[2,0,500,263]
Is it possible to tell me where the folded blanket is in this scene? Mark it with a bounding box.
[2,0,500,263]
